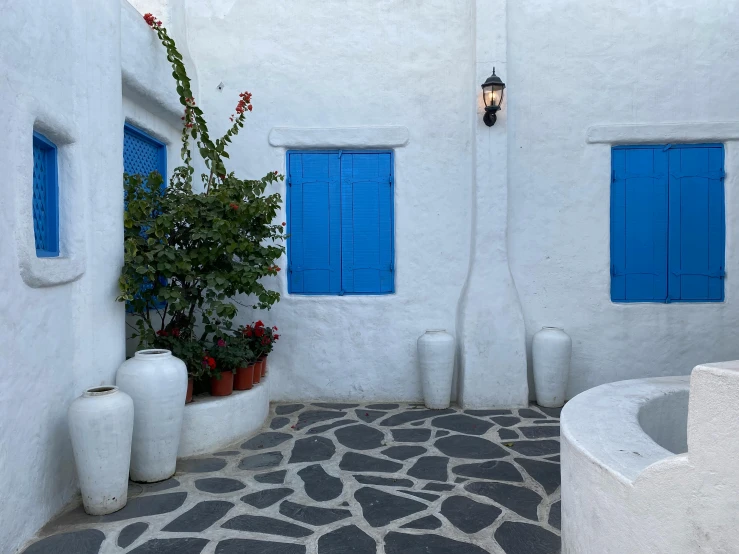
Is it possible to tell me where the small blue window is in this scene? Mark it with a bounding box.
[32,132,60,257]
[287,150,394,295]
[611,144,725,303]
[123,124,167,187]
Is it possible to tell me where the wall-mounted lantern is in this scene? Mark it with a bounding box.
[481,68,506,126]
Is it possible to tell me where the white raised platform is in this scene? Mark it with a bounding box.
[178,376,270,457]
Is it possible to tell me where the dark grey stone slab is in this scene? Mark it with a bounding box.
[142,478,180,493]
[340,452,403,473]
[400,515,442,530]
[366,403,400,410]
[163,500,233,532]
[546,455,561,463]
[355,409,387,423]
[407,456,449,482]
[22,529,105,554]
[380,408,454,426]
[423,482,454,491]
[239,451,284,470]
[103,492,188,522]
[431,414,493,435]
[385,532,490,554]
[289,436,336,463]
[254,470,287,484]
[490,416,521,427]
[410,421,424,426]
[298,464,343,501]
[435,435,508,459]
[549,501,561,529]
[279,500,352,525]
[216,538,306,554]
[441,495,502,534]
[506,440,560,457]
[520,425,560,439]
[354,474,413,487]
[313,403,359,409]
[452,460,523,482]
[464,409,512,416]
[391,428,431,442]
[213,451,240,457]
[275,404,304,415]
[270,417,290,430]
[494,521,561,554]
[177,457,227,473]
[533,419,557,424]
[222,514,313,537]
[241,488,294,508]
[454,477,468,483]
[308,420,355,434]
[381,445,427,460]
[518,408,546,419]
[317,525,376,554]
[401,490,439,502]
[195,478,246,494]
[130,538,209,554]
[297,410,346,428]
[241,432,292,450]
[335,424,385,450]
[499,428,519,440]
[515,458,561,494]
[535,405,562,418]
[118,522,148,549]
[354,487,426,527]
[435,430,450,437]
[465,482,543,520]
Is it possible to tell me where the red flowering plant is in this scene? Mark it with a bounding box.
[207,336,252,379]
[152,325,207,379]
[239,321,280,359]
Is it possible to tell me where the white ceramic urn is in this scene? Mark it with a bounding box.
[68,386,134,515]
[417,330,455,409]
[532,326,572,408]
[116,349,188,482]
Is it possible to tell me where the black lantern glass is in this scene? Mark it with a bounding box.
[481,67,505,126]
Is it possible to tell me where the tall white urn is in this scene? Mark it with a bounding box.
[68,386,134,515]
[116,349,188,482]
[532,327,572,408]
[418,330,455,409]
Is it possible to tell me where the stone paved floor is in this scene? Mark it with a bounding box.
[23,402,562,554]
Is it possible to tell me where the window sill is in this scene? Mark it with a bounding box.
[587,121,739,144]
[269,126,410,149]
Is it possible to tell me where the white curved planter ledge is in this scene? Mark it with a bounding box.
[587,121,739,144]
[178,377,271,457]
[269,126,410,149]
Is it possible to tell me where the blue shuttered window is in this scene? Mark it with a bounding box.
[32,132,60,257]
[611,144,725,303]
[123,124,167,188]
[287,151,394,295]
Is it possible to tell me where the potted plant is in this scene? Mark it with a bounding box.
[240,321,279,381]
[209,337,249,396]
[231,332,256,391]
[257,324,279,377]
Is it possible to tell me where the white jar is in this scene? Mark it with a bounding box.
[68,386,134,515]
[418,330,455,409]
[532,327,572,408]
[116,349,188,482]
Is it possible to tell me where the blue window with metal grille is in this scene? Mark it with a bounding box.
[611,144,725,303]
[32,132,60,257]
[123,124,166,187]
[287,151,394,295]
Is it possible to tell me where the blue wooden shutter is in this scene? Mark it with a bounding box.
[667,144,725,302]
[287,152,342,294]
[32,132,60,257]
[123,124,167,189]
[611,146,669,302]
[340,152,394,294]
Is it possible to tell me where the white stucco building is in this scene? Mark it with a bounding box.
[2,0,739,551]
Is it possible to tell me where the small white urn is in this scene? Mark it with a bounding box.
[116,349,188,482]
[532,327,572,408]
[68,386,134,515]
[417,330,455,409]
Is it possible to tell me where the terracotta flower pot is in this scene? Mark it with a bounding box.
[253,362,262,384]
[234,364,254,391]
[185,378,194,404]
[260,356,267,377]
[210,371,234,396]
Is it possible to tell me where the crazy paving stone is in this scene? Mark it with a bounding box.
[353,474,413,487]
[195,477,246,494]
[407,456,449,482]
[520,425,560,439]
[317,524,376,554]
[441,495,502,534]
[391,428,431,442]
[241,432,292,450]
[546,455,561,463]
[435,435,508,459]
[289,436,336,463]
[335,424,385,450]
[279,500,352,525]
[435,430,450,437]
[410,421,424,426]
[130,538,209,554]
[464,409,512,416]
[216,539,305,554]
[549,500,561,529]
[505,440,560,457]
[454,477,468,483]
[340,452,403,473]
[239,451,284,470]
[355,409,387,423]
[490,416,521,427]
[400,490,439,502]
[101,492,188,522]
[142,478,180,493]
[254,470,286,484]
[298,464,343,501]
[177,457,227,473]
[515,458,561,494]
[452,460,523,482]
[535,405,562,418]
[533,419,557,424]
[313,402,359,409]
[518,408,546,419]
[307,420,355,434]
[495,521,561,554]
[381,445,427,460]
[431,414,493,435]
[499,428,519,440]
[163,500,233,532]
[400,515,442,530]
[354,487,426,527]
[385,532,490,554]
[22,529,105,554]
[366,403,400,410]
[423,482,454,491]
[379,408,454,426]
[275,404,304,415]
[118,522,148,549]
[241,488,294,509]
[221,514,313,538]
[297,410,347,428]
[213,451,240,457]
[465,482,543,520]
[270,417,290,430]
